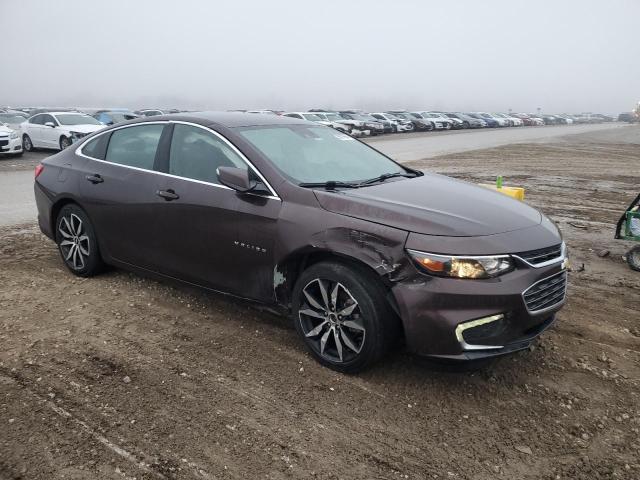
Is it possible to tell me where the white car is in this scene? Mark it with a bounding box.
[21,112,105,151]
[0,121,23,156]
[493,113,523,127]
[371,112,414,132]
[283,112,351,133]
[413,111,454,130]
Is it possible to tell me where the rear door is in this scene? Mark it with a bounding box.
[153,122,281,300]
[79,122,171,271]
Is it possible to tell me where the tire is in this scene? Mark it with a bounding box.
[59,136,71,150]
[463,121,470,129]
[292,261,399,373]
[627,246,640,272]
[22,134,34,152]
[55,204,104,277]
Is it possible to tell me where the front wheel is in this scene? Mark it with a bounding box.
[55,204,104,277]
[23,134,34,152]
[292,261,398,373]
[627,246,640,271]
[59,136,71,150]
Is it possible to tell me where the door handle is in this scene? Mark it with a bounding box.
[156,189,180,201]
[85,174,104,184]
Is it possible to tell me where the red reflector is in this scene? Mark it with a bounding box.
[34,164,44,178]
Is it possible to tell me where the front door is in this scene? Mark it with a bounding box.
[153,122,281,301]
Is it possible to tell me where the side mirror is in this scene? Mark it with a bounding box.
[44,122,56,128]
[217,166,256,193]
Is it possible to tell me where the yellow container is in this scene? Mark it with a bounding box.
[479,184,525,201]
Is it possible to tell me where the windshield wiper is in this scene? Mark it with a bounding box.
[298,181,360,190]
[357,171,420,187]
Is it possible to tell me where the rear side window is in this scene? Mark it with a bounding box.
[169,124,246,184]
[105,124,164,170]
[81,133,110,160]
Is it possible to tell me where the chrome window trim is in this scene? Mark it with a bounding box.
[512,242,566,268]
[521,270,567,315]
[454,314,504,351]
[75,120,281,201]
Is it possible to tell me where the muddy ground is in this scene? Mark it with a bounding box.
[1,127,640,480]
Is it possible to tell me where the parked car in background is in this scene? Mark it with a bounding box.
[413,112,455,130]
[476,112,509,127]
[0,114,24,156]
[0,112,28,129]
[339,112,385,135]
[21,112,105,151]
[493,113,523,127]
[444,112,486,128]
[618,112,638,123]
[34,112,567,372]
[370,112,414,132]
[511,113,535,126]
[94,110,139,125]
[430,112,464,129]
[283,112,351,133]
[387,111,433,131]
[311,112,370,137]
[467,113,498,128]
[527,115,545,126]
[134,109,166,117]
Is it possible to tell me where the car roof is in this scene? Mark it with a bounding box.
[138,111,311,128]
[32,111,87,116]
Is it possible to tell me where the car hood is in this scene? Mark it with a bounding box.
[314,173,542,237]
[64,124,104,134]
[0,125,16,135]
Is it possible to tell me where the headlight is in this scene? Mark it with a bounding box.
[407,250,514,279]
[9,131,19,139]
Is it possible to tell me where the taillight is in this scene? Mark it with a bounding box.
[34,164,44,178]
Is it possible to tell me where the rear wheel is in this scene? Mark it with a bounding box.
[292,261,398,373]
[22,134,34,152]
[627,246,640,271]
[55,204,104,277]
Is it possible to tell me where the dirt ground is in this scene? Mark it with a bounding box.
[1,127,639,480]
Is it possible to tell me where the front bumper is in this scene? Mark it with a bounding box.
[391,258,567,359]
[0,135,23,154]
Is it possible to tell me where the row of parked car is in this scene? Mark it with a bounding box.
[0,105,617,156]
[279,110,615,136]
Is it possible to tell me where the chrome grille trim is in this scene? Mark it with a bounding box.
[522,271,567,314]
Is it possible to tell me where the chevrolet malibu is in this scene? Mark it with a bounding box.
[34,113,567,372]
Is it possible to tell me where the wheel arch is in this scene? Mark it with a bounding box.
[274,247,401,318]
[50,196,87,239]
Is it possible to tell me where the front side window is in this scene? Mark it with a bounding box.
[105,124,165,170]
[30,114,44,125]
[237,125,405,184]
[169,124,246,184]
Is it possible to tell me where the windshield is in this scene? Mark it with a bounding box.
[55,114,102,126]
[391,113,409,120]
[0,114,26,124]
[324,113,342,121]
[237,125,405,184]
[302,113,323,122]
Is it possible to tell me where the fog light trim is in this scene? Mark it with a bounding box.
[455,314,505,351]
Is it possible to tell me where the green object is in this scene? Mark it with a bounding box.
[496,175,503,189]
[621,210,640,241]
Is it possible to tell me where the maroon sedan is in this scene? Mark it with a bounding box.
[34,113,567,372]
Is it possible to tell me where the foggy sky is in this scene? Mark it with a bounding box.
[1,0,639,114]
